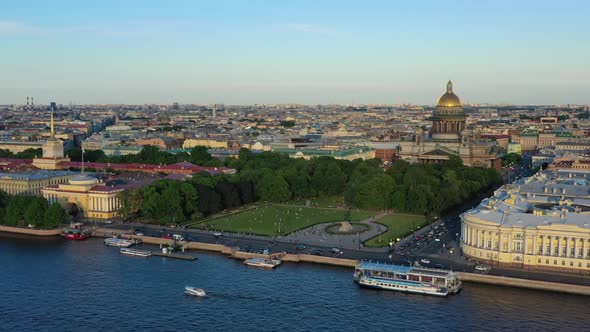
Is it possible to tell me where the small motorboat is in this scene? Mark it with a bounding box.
[185,286,206,297]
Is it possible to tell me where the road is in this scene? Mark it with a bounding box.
[91,156,590,285]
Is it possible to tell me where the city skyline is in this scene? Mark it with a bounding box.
[1,0,589,105]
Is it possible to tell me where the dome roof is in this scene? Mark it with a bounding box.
[68,175,99,185]
[437,81,462,107]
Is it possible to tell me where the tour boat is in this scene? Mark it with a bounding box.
[243,257,282,269]
[354,261,461,297]
[104,238,134,247]
[63,232,87,241]
[185,286,206,297]
[120,248,152,257]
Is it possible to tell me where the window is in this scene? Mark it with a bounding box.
[562,247,567,255]
[538,245,543,254]
[571,248,575,256]
[579,262,582,268]
[547,245,551,253]
[554,247,559,255]
[579,248,583,257]
[538,258,541,264]
[554,260,557,265]
[570,261,573,267]
[546,259,549,264]
[562,260,565,266]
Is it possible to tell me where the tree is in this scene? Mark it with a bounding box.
[4,196,28,226]
[117,188,143,220]
[189,146,212,165]
[24,197,48,228]
[44,203,68,229]
[257,173,291,202]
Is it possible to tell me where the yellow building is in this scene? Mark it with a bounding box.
[461,170,590,273]
[183,138,228,149]
[42,175,123,219]
[0,171,78,196]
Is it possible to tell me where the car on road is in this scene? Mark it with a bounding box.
[434,264,445,269]
[330,248,343,255]
[172,234,185,241]
[105,220,114,224]
[296,244,306,250]
[213,232,223,238]
[134,230,144,236]
[310,249,324,256]
[420,258,431,264]
[434,238,441,242]
[475,265,488,272]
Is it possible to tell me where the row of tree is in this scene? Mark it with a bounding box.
[118,173,256,225]
[0,148,42,159]
[0,191,68,229]
[68,145,224,167]
[117,149,502,223]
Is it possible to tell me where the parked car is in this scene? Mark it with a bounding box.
[295,244,306,250]
[105,220,114,224]
[172,234,185,241]
[434,238,441,242]
[434,264,445,269]
[475,265,488,272]
[213,232,223,238]
[134,230,144,236]
[420,258,431,264]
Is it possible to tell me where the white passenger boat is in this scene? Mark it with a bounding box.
[243,257,281,269]
[354,261,461,297]
[120,248,151,257]
[104,238,135,247]
[185,286,206,297]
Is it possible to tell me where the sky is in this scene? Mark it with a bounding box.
[1,0,589,105]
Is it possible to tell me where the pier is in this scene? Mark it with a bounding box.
[151,251,198,260]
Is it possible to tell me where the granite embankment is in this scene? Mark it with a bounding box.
[94,228,590,295]
[94,228,358,268]
[458,272,590,296]
[0,225,62,236]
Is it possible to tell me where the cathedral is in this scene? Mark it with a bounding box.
[397,81,502,169]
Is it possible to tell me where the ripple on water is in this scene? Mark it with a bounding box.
[0,237,588,332]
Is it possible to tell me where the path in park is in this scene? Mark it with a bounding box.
[279,212,388,251]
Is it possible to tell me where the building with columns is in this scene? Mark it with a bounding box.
[397,81,502,169]
[42,174,123,219]
[461,170,590,273]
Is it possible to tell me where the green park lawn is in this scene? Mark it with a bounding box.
[286,196,345,208]
[193,205,377,236]
[364,214,429,247]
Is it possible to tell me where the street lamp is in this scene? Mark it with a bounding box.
[449,248,454,271]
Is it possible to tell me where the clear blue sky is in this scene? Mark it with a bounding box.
[1,0,588,105]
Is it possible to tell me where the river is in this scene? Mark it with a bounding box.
[0,234,587,332]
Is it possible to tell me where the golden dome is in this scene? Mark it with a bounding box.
[437,81,462,107]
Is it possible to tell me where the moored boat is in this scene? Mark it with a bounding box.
[185,286,206,297]
[63,232,87,241]
[243,257,281,269]
[120,248,151,257]
[104,238,134,247]
[354,261,461,297]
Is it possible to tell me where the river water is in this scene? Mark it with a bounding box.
[0,234,588,332]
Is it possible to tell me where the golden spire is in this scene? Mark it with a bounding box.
[447,80,453,93]
[50,110,55,137]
